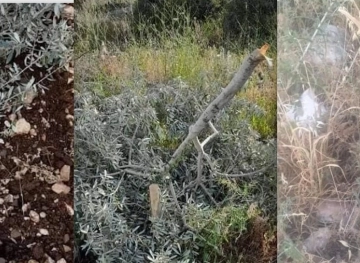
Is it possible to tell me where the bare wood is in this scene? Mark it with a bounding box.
[149,183,161,218]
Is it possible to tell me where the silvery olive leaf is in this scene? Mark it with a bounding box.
[12,32,20,43]
[0,3,73,119]
[23,76,35,90]
[0,5,5,16]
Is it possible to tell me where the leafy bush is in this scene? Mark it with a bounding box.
[75,78,276,262]
[0,3,73,112]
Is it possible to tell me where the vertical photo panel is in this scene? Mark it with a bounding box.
[0,3,74,262]
[278,0,360,262]
[74,0,276,262]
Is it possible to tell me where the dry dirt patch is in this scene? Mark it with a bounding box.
[224,216,277,263]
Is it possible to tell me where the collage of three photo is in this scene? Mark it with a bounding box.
[0,0,359,262]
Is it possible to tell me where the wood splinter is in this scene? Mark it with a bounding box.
[149,183,161,219]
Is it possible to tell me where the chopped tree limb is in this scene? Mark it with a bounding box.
[118,44,271,178]
[117,44,273,230]
[163,44,273,218]
[166,44,272,172]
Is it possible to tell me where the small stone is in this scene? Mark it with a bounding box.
[63,245,71,253]
[4,194,14,203]
[63,234,70,243]
[10,229,21,239]
[51,183,70,194]
[60,165,70,182]
[64,202,74,216]
[39,228,49,235]
[0,258,6,263]
[41,117,50,128]
[29,210,40,223]
[62,4,74,20]
[28,260,40,263]
[65,114,73,121]
[56,258,67,263]
[44,254,55,263]
[13,118,31,135]
[40,212,46,218]
[29,129,37,136]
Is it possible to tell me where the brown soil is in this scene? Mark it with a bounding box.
[233,217,277,263]
[0,63,74,262]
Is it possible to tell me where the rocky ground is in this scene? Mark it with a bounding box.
[0,68,74,262]
[0,3,74,262]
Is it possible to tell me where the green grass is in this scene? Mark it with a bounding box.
[250,95,277,138]
[185,205,248,261]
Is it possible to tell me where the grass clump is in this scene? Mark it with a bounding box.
[188,204,274,263]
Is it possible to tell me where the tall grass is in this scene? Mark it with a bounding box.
[278,0,360,261]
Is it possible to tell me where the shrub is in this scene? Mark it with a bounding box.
[75,79,276,262]
[0,3,73,112]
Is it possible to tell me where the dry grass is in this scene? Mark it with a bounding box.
[278,0,360,262]
[76,40,277,137]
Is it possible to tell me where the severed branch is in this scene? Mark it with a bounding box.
[120,44,272,176]
[217,162,274,178]
[165,44,272,173]
[121,44,273,230]
[163,44,273,223]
